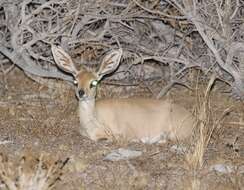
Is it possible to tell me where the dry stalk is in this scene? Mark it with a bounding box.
[182,74,215,190]
[185,74,215,171]
[185,74,222,170]
[0,154,69,190]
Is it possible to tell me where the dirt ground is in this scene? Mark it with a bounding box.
[0,69,243,190]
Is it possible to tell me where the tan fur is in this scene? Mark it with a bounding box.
[51,45,195,143]
[79,97,195,143]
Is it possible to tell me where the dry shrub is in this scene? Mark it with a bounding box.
[186,75,227,170]
[0,153,69,190]
[184,75,230,189]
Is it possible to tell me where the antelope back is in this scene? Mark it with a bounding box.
[93,98,195,143]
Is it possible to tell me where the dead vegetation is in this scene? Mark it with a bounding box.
[183,75,230,190]
[0,153,69,190]
[0,0,244,98]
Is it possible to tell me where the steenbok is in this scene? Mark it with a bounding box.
[51,45,195,143]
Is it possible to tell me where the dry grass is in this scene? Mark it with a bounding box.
[184,75,231,189]
[89,163,149,190]
[0,153,69,190]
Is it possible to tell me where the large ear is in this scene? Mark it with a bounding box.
[51,45,78,75]
[97,49,122,80]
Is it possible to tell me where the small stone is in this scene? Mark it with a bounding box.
[170,144,187,154]
[210,164,234,174]
[104,148,142,161]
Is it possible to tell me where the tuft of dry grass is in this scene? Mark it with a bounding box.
[185,75,215,171]
[0,153,69,190]
[186,75,230,170]
[184,74,231,189]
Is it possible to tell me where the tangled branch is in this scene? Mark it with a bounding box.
[0,0,244,98]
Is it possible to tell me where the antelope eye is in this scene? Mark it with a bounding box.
[90,80,98,88]
[73,80,78,85]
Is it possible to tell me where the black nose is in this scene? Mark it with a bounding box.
[78,89,85,98]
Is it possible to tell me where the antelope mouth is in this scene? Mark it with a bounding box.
[76,95,95,102]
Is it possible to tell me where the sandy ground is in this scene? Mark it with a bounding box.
[0,69,243,190]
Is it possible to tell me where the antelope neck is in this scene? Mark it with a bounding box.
[78,97,99,131]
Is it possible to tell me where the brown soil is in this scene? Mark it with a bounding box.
[0,69,243,190]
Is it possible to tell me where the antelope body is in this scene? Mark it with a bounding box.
[52,45,195,143]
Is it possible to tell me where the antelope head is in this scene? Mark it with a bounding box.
[51,45,123,101]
